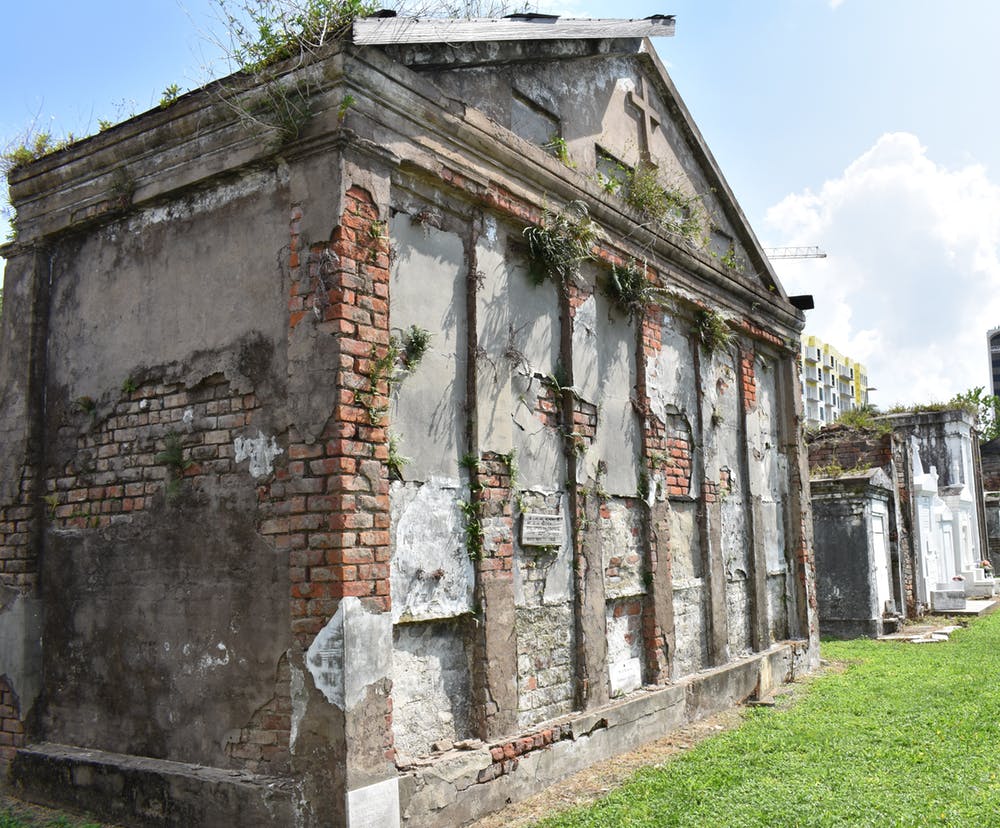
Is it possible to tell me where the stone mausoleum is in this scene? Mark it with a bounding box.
[0,15,818,826]
[808,408,991,631]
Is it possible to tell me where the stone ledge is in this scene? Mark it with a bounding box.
[399,640,811,826]
[10,742,296,828]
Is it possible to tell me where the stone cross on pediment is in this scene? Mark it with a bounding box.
[626,76,660,162]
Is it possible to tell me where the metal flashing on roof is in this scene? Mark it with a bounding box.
[352,14,675,46]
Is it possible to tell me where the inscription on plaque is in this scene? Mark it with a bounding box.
[521,513,564,547]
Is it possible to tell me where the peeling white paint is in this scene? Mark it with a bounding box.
[234,431,284,478]
[305,597,392,711]
[483,214,498,245]
[289,661,306,753]
[390,478,474,623]
[616,77,636,94]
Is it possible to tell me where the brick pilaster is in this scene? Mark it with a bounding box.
[276,186,395,822]
[469,451,518,738]
[636,304,675,684]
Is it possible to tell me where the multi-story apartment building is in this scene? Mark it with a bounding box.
[800,335,870,428]
[987,327,1000,398]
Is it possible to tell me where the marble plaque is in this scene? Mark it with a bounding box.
[521,512,564,546]
[347,777,400,828]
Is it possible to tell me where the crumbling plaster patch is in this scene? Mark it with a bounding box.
[648,314,701,497]
[573,289,639,495]
[515,603,574,728]
[600,500,645,599]
[392,620,472,756]
[0,589,42,720]
[390,478,473,624]
[47,170,288,404]
[505,257,563,491]
[305,597,392,712]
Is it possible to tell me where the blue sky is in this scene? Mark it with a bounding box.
[3,0,1000,406]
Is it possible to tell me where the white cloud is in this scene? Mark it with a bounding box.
[766,132,1000,407]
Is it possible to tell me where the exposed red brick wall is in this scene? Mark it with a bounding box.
[0,468,37,592]
[43,374,258,530]
[475,452,515,578]
[740,348,757,413]
[0,677,25,765]
[534,386,560,429]
[806,425,892,474]
[226,655,292,773]
[272,187,392,655]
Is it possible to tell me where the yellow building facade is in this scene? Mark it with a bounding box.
[800,335,870,428]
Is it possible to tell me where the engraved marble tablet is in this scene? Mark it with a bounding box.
[521,513,564,546]
[347,777,400,828]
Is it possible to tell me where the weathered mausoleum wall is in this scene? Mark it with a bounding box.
[0,22,817,827]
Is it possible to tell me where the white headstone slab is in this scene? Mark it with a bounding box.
[522,513,564,546]
[347,777,400,828]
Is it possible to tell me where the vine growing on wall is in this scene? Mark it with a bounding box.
[357,325,432,424]
[459,452,484,560]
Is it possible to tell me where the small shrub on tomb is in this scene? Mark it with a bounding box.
[2,130,78,173]
[359,338,401,425]
[216,0,378,73]
[524,201,600,284]
[694,308,733,354]
[249,79,314,146]
[459,498,484,561]
[72,396,96,416]
[835,406,892,436]
[387,431,410,481]
[121,377,138,395]
[459,453,484,560]
[108,167,135,212]
[400,325,431,370]
[811,458,845,479]
[623,163,703,244]
[156,431,194,500]
[543,134,574,167]
[159,83,182,108]
[337,92,356,121]
[719,244,741,272]
[605,260,654,320]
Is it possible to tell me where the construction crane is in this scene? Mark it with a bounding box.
[763,246,827,260]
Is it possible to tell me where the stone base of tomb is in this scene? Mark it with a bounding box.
[818,616,884,639]
[930,588,967,612]
[9,742,296,828]
[398,640,813,827]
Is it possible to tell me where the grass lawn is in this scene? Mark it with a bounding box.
[535,614,1000,827]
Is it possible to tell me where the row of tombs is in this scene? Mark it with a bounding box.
[808,408,997,639]
[386,212,805,756]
